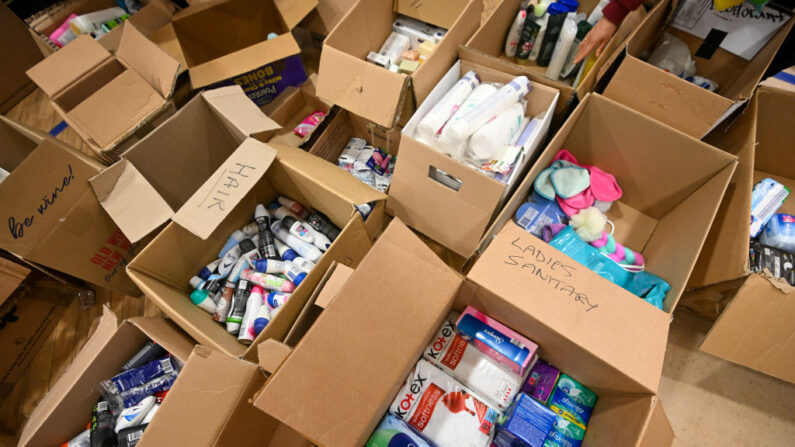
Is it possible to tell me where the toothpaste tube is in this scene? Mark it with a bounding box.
[493,393,557,447]
[543,407,587,447]
[547,374,597,427]
[423,314,524,410]
[456,306,538,376]
[522,359,560,404]
[107,356,177,392]
[366,414,432,447]
[390,359,498,447]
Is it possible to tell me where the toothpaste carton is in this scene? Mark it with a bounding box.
[455,306,538,376]
[390,359,499,447]
[493,393,557,447]
[543,407,587,447]
[547,374,597,427]
[423,313,525,410]
[522,359,560,404]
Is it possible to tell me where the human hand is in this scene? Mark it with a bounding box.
[573,17,617,64]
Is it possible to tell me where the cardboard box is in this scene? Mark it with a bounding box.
[171,0,316,106]
[682,86,795,383]
[462,0,647,129]
[317,0,482,128]
[17,308,195,447]
[262,73,335,149]
[88,86,282,244]
[301,0,358,37]
[0,116,146,296]
[123,136,387,359]
[0,272,74,403]
[467,94,737,325]
[138,345,311,447]
[387,57,559,258]
[0,2,43,113]
[253,219,674,446]
[26,22,180,160]
[602,0,794,139]
[0,256,31,308]
[25,0,174,55]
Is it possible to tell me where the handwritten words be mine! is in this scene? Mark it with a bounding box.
[8,164,74,239]
[505,237,598,312]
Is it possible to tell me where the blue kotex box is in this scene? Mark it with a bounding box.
[494,393,557,447]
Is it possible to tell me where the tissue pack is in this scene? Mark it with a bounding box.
[493,393,557,447]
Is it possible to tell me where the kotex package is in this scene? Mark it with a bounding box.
[547,374,597,426]
[423,313,524,410]
[390,359,499,447]
[366,414,432,447]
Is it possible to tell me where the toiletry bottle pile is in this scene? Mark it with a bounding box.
[367,15,447,74]
[187,196,341,345]
[504,0,609,85]
[413,71,543,182]
[366,305,598,447]
[338,137,396,192]
[61,341,178,447]
[748,178,795,285]
[49,5,138,48]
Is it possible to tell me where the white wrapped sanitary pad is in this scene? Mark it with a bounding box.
[467,102,525,163]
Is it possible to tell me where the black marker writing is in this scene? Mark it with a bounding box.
[8,164,74,239]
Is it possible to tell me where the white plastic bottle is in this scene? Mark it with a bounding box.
[504,8,527,57]
[546,18,578,80]
[416,71,481,144]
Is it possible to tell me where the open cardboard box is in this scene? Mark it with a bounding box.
[123,138,387,359]
[681,86,795,383]
[602,0,794,139]
[0,2,43,114]
[171,0,315,106]
[88,86,282,244]
[18,308,195,447]
[262,73,335,149]
[387,57,559,258]
[462,0,647,129]
[0,116,145,296]
[26,22,180,161]
[467,94,737,345]
[253,219,674,446]
[316,0,482,128]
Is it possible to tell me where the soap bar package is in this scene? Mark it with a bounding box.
[423,314,524,410]
[547,374,597,426]
[389,359,498,447]
[493,393,556,447]
[522,359,560,404]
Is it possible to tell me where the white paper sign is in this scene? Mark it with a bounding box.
[672,0,791,60]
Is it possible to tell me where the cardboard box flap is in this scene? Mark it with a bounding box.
[761,66,795,93]
[637,397,675,447]
[258,339,293,374]
[274,0,318,30]
[0,257,30,307]
[270,142,386,208]
[117,22,180,99]
[90,158,175,244]
[255,220,463,446]
[203,86,282,137]
[128,316,196,363]
[700,274,795,383]
[18,307,118,447]
[172,138,277,240]
[393,0,467,29]
[26,34,112,98]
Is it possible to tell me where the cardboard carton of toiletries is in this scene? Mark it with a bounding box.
[602,0,794,139]
[17,307,195,447]
[0,268,75,404]
[253,219,674,446]
[26,22,180,162]
[387,56,559,258]
[170,0,316,106]
[462,0,647,129]
[682,86,795,384]
[261,74,335,151]
[0,116,145,296]
[317,0,482,128]
[469,94,737,327]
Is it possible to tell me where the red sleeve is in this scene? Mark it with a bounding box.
[601,0,644,26]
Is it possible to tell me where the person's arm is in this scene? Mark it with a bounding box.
[573,0,645,63]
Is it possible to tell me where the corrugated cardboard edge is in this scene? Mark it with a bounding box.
[637,397,675,447]
[18,307,118,447]
[257,339,293,375]
[0,257,30,307]
[203,85,283,136]
[128,316,197,363]
[116,21,181,99]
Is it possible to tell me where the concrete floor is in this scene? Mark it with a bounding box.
[660,309,795,446]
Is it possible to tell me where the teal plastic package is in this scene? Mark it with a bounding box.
[543,409,587,447]
[547,374,597,426]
